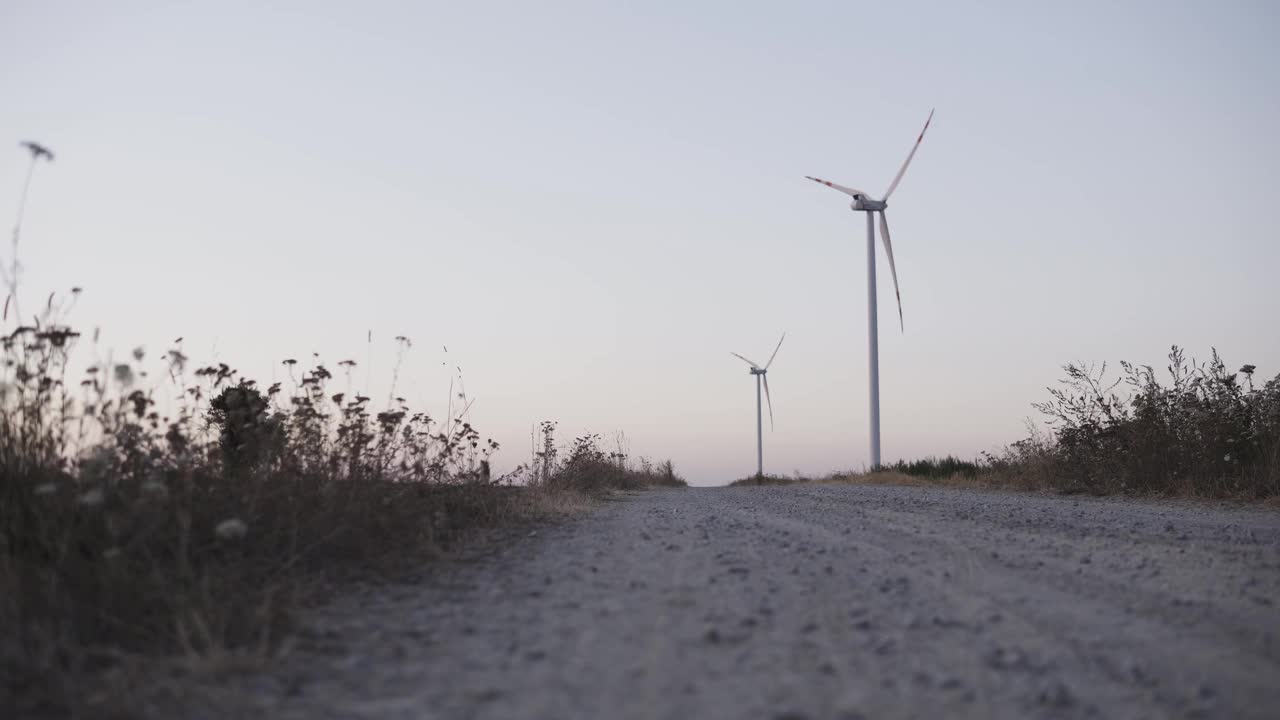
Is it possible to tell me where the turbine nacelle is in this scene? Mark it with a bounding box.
[748,367,766,376]
[851,197,886,212]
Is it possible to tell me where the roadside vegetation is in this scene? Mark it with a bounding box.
[0,320,685,714]
[532,421,688,493]
[0,142,694,718]
[735,348,1279,499]
[992,348,1279,497]
[0,147,685,717]
[0,314,684,710]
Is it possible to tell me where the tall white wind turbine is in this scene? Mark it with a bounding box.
[731,333,785,478]
[806,109,933,469]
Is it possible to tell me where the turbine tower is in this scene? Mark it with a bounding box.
[731,333,785,478]
[806,109,933,469]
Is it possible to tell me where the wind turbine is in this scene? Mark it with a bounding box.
[805,109,933,469]
[731,332,785,478]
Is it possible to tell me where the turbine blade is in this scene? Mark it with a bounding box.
[730,351,760,369]
[764,332,786,370]
[762,374,775,431]
[804,176,869,199]
[882,108,934,201]
[877,211,904,331]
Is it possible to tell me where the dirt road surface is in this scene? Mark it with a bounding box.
[169,486,1280,719]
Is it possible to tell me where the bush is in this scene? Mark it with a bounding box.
[0,317,517,697]
[735,347,1279,500]
[991,346,1280,497]
[0,144,684,715]
[535,425,686,492]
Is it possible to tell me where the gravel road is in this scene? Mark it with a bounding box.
[173,486,1280,720]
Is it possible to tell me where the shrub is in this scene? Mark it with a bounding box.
[0,316,515,700]
[0,143,683,715]
[535,426,686,492]
[732,347,1278,500]
[992,346,1279,497]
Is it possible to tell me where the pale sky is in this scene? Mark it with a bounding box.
[3,0,1278,485]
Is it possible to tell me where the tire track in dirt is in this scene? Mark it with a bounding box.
[160,486,1280,720]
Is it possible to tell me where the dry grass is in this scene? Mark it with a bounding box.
[0,317,683,718]
[728,466,1008,492]
[815,469,994,489]
[0,147,689,717]
[727,474,798,487]
[737,463,1278,501]
[531,424,688,493]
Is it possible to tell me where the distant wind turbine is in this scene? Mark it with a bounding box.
[731,332,785,478]
[806,109,934,469]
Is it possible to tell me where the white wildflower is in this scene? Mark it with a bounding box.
[215,518,248,540]
[78,488,105,507]
[1224,453,1232,462]
[34,482,57,496]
